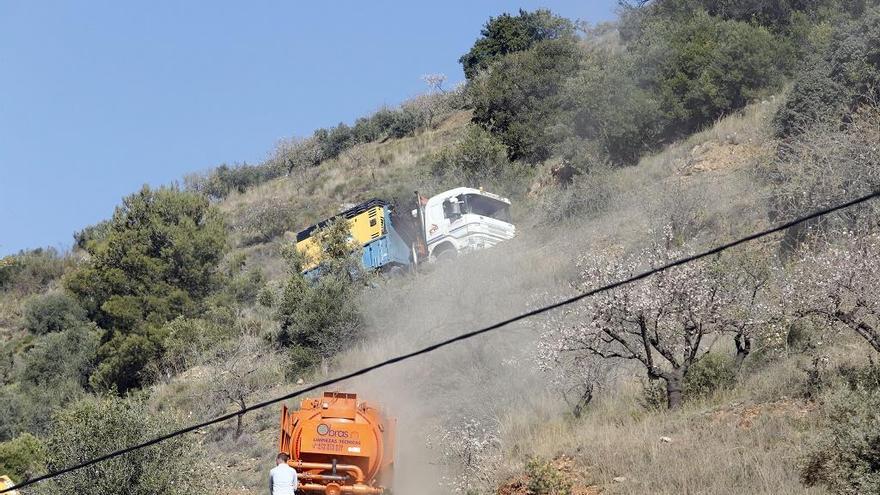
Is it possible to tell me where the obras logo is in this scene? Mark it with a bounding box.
[316,423,359,439]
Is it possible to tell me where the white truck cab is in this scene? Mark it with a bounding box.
[422,187,516,260]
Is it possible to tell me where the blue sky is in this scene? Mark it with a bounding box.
[0,1,617,256]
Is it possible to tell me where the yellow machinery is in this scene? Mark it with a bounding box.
[295,200,388,272]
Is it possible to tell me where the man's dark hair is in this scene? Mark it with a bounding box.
[276,452,290,463]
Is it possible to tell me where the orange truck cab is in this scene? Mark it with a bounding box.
[279,392,395,494]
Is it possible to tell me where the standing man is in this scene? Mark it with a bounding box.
[269,452,298,495]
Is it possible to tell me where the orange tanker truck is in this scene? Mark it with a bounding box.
[279,392,396,494]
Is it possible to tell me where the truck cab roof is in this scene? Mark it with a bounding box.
[425,187,511,207]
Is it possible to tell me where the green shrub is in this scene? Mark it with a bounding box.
[187,162,282,200]
[89,331,162,392]
[276,266,363,354]
[525,458,572,495]
[153,317,230,377]
[1,329,94,439]
[16,325,99,388]
[352,113,385,142]
[0,433,46,483]
[558,49,663,165]
[837,360,880,391]
[283,345,322,382]
[539,161,621,222]
[257,285,276,308]
[802,384,880,493]
[21,291,87,335]
[0,380,87,441]
[275,220,364,356]
[640,379,668,411]
[315,123,355,160]
[0,248,68,295]
[73,220,112,251]
[775,5,880,135]
[32,395,211,495]
[773,60,848,135]
[685,353,736,400]
[65,185,227,332]
[459,9,575,79]
[228,267,266,305]
[619,0,850,40]
[386,107,422,139]
[470,38,582,163]
[631,10,785,138]
[765,102,880,249]
[785,320,818,354]
[64,186,228,393]
[0,386,32,441]
[428,124,510,183]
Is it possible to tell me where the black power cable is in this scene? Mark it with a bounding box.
[3,189,879,494]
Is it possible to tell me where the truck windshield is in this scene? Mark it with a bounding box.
[463,194,512,223]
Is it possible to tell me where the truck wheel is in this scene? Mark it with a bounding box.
[434,248,457,263]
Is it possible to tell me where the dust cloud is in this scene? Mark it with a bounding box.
[317,146,766,493]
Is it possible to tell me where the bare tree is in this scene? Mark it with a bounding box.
[270,136,324,176]
[209,335,281,438]
[341,145,378,183]
[233,194,298,245]
[788,230,880,353]
[421,73,447,93]
[540,228,736,409]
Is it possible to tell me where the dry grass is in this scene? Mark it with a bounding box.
[497,333,880,495]
[493,358,820,495]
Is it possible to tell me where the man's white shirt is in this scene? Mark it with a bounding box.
[269,463,298,495]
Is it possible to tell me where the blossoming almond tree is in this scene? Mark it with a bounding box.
[788,231,880,353]
[427,418,502,494]
[716,251,784,366]
[537,295,613,417]
[541,230,736,409]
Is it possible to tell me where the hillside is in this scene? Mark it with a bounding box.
[194,95,786,494]
[2,2,880,495]
[185,92,877,495]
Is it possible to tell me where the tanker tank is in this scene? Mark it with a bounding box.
[279,392,396,494]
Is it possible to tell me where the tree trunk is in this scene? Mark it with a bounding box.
[235,398,246,439]
[571,385,594,419]
[734,333,751,368]
[664,371,685,409]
